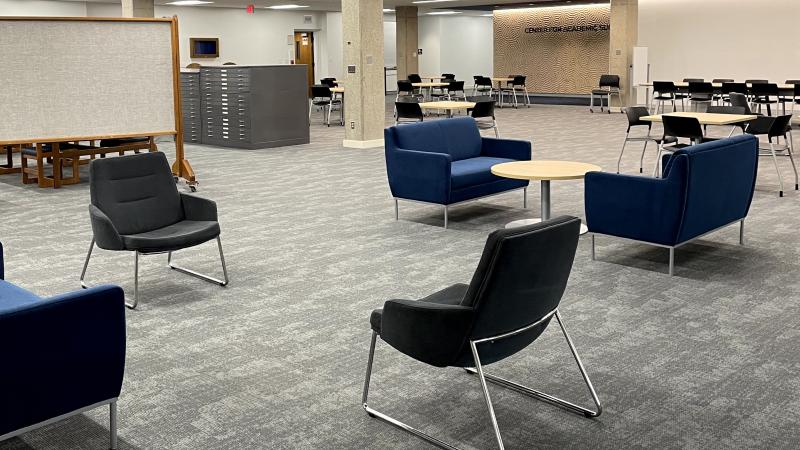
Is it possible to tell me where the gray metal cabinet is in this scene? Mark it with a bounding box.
[197,65,310,149]
[180,71,201,144]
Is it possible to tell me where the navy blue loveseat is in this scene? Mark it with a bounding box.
[385,117,531,228]
[0,241,126,448]
[584,135,759,275]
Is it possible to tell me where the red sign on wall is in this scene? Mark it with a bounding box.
[246,4,255,14]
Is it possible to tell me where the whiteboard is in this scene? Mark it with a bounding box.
[0,18,177,144]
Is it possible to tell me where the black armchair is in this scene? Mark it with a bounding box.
[80,152,229,309]
[363,217,601,449]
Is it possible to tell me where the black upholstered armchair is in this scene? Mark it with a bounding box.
[80,152,228,309]
[363,217,601,449]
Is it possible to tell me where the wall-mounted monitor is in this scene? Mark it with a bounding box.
[190,38,219,58]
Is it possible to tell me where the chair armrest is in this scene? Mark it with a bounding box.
[481,137,531,161]
[385,148,452,204]
[585,172,685,246]
[89,205,124,251]
[380,299,473,367]
[0,285,126,434]
[180,192,219,222]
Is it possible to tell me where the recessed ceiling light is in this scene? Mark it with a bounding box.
[266,4,309,9]
[426,11,460,15]
[413,0,455,4]
[165,0,213,5]
[481,13,494,16]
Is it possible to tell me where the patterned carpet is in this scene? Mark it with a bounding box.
[1,99,799,449]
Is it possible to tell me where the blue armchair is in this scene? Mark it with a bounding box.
[585,135,759,275]
[385,117,531,228]
[0,241,126,448]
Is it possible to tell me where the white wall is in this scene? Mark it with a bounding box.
[639,0,800,83]
[383,21,396,67]
[418,15,493,86]
[0,0,85,16]
[86,3,329,73]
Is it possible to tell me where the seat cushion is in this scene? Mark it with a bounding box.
[370,284,468,334]
[451,157,515,190]
[0,280,41,314]
[122,220,220,253]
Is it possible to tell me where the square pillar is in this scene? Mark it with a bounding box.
[395,6,418,81]
[342,0,385,149]
[122,0,154,18]
[609,0,638,107]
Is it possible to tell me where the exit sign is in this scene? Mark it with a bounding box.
[246,4,255,14]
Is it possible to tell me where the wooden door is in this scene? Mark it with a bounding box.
[294,32,314,97]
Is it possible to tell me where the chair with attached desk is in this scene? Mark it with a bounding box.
[617,106,677,174]
[384,117,530,228]
[363,217,601,450]
[0,241,126,449]
[589,74,621,113]
[586,135,759,276]
[744,114,798,197]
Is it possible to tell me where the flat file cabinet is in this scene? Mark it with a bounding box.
[197,65,310,149]
[180,71,201,144]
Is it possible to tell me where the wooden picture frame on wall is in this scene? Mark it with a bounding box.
[190,37,219,58]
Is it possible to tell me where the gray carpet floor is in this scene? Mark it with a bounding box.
[1,99,800,449]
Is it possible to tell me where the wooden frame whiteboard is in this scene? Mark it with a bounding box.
[0,17,192,182]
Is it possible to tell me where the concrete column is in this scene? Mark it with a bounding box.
[122,0,155,18]
[395,6,419,80]
[342,0,385,149]
[609,0,638,107]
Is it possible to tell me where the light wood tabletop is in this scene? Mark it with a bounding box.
[491,160,602,181]
[421,75,446,80]
[491,77,514,82]
[640,112,757,126]
[412,82,449,88]
[418,101,475,110]
[330,87,344,93]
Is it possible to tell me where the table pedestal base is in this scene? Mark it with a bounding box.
[505,218,589,235]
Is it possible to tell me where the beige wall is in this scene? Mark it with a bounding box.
[493,4,610,94]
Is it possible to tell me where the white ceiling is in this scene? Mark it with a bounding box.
[64,0,586,14]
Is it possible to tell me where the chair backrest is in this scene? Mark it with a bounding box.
[689,82,714,95]
[89,152,183,236]
[599,74,620,88]
[728,92,753,114]
[407,73,422,83]
[653,81,677,94]
[394,101,423,120]
[311,84,332,99]
[512,75,526,86]
[768,115,793,138]
[470,100,495,119]
[712,78,734,83]
[746,79,768,84]
[455,217,581,365]
[706,105,746,115]
[397,80,414,94]
[442,73,455,81]
[663,115,704,141]
[474,76,492,87]
[785,79,800,85]
[662,135,759,244]
[320,78,337,87]
[625,106,652,128]
[795,84,800,96]
[751,83,778,96]
[384,116,482,161]
[683,78,704,83]
[722,82,747,95]
[447,80,465,92]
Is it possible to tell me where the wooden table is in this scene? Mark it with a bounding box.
[491,160,601,234]
[641,112,757,126]
[418,101,475,118]
[640,82,794,90]
[421,75,446,81]
[412,82,449,100]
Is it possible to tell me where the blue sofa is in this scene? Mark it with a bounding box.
[0,241,126,449]
[585,135,759,275]
[385,117,531,228]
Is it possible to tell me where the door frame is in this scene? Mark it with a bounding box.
[294,30,315,97]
